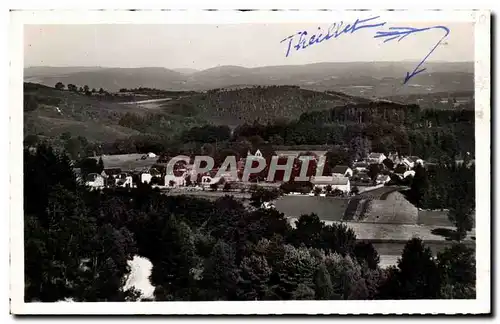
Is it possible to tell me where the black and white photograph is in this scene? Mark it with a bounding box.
[9,9,490,315]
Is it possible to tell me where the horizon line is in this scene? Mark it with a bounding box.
[24,60,475,71]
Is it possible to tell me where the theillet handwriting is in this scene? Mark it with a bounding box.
[280,16,450,84]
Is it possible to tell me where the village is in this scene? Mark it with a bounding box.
[78,149,426,199]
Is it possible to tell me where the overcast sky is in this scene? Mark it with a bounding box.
[24,22,474,70]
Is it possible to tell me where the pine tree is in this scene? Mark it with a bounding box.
[150,216,196,299]
[237,255,271,300]
[409,163,429,207]
[388,238,441,299]
[314,262,335,300]
[98,157,105,173]
[201,240,240,300]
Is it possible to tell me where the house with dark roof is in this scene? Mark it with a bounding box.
[102,168,122,178]
[331,165,353,177]
[353,161,369,172]
[275,150,328,159]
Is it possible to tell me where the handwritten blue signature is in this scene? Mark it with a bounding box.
[280,16,450,84]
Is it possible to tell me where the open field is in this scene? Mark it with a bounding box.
[376,240,476,268]
[287,216,476,268]
[120,97,173,109]
[274,195,348,221]
[167,190,252,201]
[417,210,455,227]
[29,116,141,142]
[90,154,161,171]
[287,218,475,242]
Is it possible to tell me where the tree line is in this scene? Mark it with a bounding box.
[55,82,105,96]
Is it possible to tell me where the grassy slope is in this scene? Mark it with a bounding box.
[24,83,201,142]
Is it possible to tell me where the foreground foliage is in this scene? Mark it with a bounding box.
[24,144,476,301]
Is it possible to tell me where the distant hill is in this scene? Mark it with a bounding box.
[24,66,105,78]
[24,62,474,97]
[172,68,199,75]
[161,85,371,126]
[24,67,187,93]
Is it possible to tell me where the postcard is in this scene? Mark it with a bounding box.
[10,9,490,315]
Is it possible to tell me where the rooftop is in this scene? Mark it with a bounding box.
[332,165,350,174]
[311,176,349,185]
[368,152,385,159]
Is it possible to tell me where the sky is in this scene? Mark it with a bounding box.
[24,22,474,70]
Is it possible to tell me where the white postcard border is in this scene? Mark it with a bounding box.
[9,9,491,315]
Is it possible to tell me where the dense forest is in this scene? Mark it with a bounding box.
[29,101,474,167]
[24,144,476,301]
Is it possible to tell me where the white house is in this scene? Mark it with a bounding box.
[115,173,133,188]
[85,173,105,189]
[366,152,387,165]
[141,173,152,184]
[140,168,162,184]
[331,165,353,178]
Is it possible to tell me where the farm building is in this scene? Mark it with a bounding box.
[353,161,369,172]
[310,175,350,193]
[331,176,350,193]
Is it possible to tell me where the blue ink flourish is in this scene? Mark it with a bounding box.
[280,17,450,85]
[373,26,450,83]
